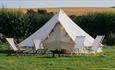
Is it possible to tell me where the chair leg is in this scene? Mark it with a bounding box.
[7,50,15,56]
[42,49,48,55]
[58,53,61,57]
[52,53,55,58]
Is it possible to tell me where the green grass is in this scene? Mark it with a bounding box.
[0,44,115,70]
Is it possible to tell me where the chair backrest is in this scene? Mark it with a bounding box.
[33,39,44,50]
[74,36,85,50]
[92,35,105,51]
[6,38,18,51]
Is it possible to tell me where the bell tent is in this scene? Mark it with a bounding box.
[19,10,95,49]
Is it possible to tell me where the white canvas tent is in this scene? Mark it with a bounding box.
[19,9,95,49]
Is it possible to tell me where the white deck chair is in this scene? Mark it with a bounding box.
[74,36,85,53]
[6,38,18,51]
[33,39,44,50]
[90,35,105,53]
[6,38,22,55]
[6,38,31,55]
[33,39,45,54]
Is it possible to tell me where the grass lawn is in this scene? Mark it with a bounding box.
[0,44,115,70]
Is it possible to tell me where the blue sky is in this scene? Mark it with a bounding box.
[0,0,115,8]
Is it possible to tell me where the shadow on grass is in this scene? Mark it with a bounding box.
[0,49,8,54]
[0,49,107,59]
[35,54,92,58]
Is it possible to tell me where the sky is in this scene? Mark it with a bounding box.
[0,0,115,8]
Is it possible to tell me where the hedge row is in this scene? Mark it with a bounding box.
[0,9,53,43]
[71,13,115,45]
[0,8,115,45]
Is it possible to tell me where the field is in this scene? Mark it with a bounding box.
[0,7,115,70]
[0,44,115,70]
[1,7,115,15]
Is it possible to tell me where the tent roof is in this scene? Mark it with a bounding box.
[19,9,94,47]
